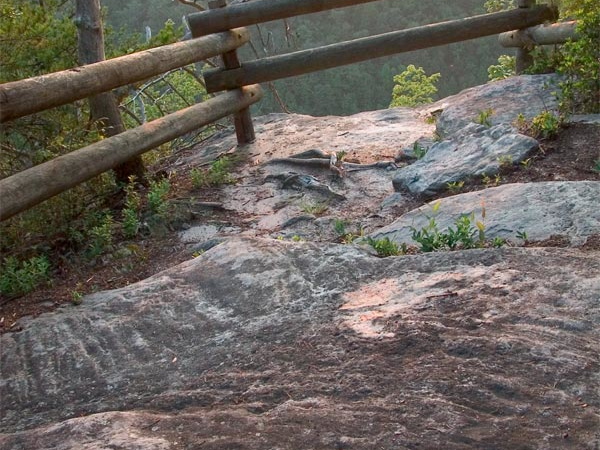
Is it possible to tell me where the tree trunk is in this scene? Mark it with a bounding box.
[75,0,145,184]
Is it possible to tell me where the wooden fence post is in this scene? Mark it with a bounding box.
[516,0,536,74]
[209,0,256,145]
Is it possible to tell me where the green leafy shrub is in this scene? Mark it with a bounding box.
[410,213,486,252]
[87,213,115,258]
[530,111,562,139]
[485,0,600,114]
[366,237,404,257]
[555,0,600,113]
[446,181,465,193]
[0,2,195,287]
[333,219,348,236]
[147,178,171,219]
[488,55,516,81]
[389,65,441,108]
[412,142,429,159]
[121,177,142,238]
[0,255,51,297]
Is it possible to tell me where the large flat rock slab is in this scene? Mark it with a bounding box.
[2,238,599,448]
[392,123,538,196]
[171,108,432,240]
[181,108,433,168]
[372,181,600,247]
[430,74,561,137]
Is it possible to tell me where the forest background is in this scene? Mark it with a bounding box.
[101,0,505,116]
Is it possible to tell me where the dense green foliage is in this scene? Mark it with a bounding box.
[556,0,600,113]
[0,1,196,296]
[487,0,599,113]
[389,65,441,107]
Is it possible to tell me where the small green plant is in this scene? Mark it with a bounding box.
[0,255,51,297]
[492,237,506,248]
[341,233,357,244]
[514,113,528,131]
[333,219,348,236]
[446,180,465,193]
[366,237,404,257]
[530,111,561,139]
[497,155,514,169]
[87,213,115,258]
[520,158,533,170]
[191,156,235,188]
[425,114,437,125]
[592,159,600,173]
[340,227,365,244]
[482,173,502,187]
[475,109,494,127]
[147,178,171,218]
[301,200,329,216]
[389,64,441,108]
[122,177,142,238]
[190,168,205,188]
[410,218,447,252]
[516,230,529,242]
[412,142,428,159]
[291,235,303,242]
[71,290,84,305]
[336,151,347,162]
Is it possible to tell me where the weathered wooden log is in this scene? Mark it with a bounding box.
[209,0,255,145]
[499,21,577,47]
[0,28,249,122]
[188,0,381,37]
[0,85,263,221]
[204,5,557,92]
[515,0,536,73]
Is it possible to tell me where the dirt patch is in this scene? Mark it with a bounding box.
[1,123,598,333]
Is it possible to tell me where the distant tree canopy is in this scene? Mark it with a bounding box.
[242,0,501,116]
[97,0,504,116]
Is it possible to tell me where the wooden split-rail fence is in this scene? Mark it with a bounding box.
[0,0,576,221]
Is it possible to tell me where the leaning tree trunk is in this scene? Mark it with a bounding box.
[75,0,145,184]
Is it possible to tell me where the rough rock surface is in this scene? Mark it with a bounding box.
[392,123,539,195]
[1,238,599,449]
[174,75,567,245]
[3,75,600,449]
[174,108,431,241]
[372,181,600,246]
[391,74,563,196]
[431,74,561,137]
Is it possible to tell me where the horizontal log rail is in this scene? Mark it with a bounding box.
[0,85,263,221]
[203,5,557,93]
[188,0,381,38]
[499,20,577,47]
[0,28,249,123]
